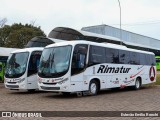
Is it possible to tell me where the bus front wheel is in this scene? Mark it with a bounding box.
[27,89,36,92]
[89,80,98,96]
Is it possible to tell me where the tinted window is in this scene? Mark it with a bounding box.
[28,51,42,76]
[129,52,140,65]
[89,45,106,65]
[106,48,119,63]
[119,50,130,64]
[140,53,147,65]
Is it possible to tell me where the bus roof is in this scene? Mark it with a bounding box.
[46,40,154,55]
[0,47,18,56]
[11,47,44,54]
[26,36,65,48]
[48,27,122,44]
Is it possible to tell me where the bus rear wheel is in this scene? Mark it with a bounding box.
[134,78,141,90]
[89,80,98,96]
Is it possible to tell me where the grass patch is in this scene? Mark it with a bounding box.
[156,74,160,85]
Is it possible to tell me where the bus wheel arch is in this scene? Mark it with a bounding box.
[88,78,100,95]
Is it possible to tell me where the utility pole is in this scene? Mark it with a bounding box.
[118,0,122,45]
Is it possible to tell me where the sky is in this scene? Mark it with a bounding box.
[0,0,160,39]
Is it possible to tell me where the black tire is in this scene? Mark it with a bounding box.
[27,89,36,92]
[62,92,70,96]
[89,80,98,96]
[134,78,141,90]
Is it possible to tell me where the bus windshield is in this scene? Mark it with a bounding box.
[5,52,29,78]
[38,45,72,78]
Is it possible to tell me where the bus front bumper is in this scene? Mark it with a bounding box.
[4,81,27,90]
[38,82,69,92]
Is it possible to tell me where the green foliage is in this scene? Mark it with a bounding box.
[0,25,11,47]
[0,23,46,48]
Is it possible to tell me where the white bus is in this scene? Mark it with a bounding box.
[38,40,156,96]
[4,47,43,92]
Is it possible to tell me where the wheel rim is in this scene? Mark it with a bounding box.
[136,80,140,89]
[90,83,97,94]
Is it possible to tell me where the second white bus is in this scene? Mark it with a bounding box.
[38,41,156,95]
[4,47,43,92]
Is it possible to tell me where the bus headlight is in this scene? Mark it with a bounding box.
[38,77,42,83]
[58,78,68,85]
[17,78,25,83]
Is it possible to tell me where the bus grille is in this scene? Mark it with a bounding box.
[42,82,57,85]
[7,82,17,84]
[6,85,19,88]
[40,86,60,90]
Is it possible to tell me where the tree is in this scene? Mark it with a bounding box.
[0,25,11,47]
[0,18,7,28]
[0,23,46,48]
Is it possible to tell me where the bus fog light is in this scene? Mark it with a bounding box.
[21,84,25,88]
[63,86,68,90]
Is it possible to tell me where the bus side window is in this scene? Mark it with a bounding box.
[106,48,119,64]
[28,51,42,77]
[140,53,146,65]
[89,45,106,65]
[119,50,130,64]
[129,52,140,65]
[145,54,151,65]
